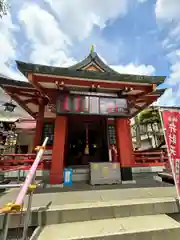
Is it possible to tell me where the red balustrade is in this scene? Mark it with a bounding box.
[0,149,168,170]
[0,153,51,171]
[133,149,168,167]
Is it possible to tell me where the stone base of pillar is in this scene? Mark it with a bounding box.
[121,167,133,181]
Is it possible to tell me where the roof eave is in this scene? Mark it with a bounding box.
[154,88,167,95]
[15,61,166,85]
[0,76,33,88]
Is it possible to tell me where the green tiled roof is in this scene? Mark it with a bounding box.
[69,51,118,73]
[16,51,166,85]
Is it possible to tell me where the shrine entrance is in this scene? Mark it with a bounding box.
[65,116,109,168]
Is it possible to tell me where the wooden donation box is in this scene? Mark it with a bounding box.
[90,162,121,185]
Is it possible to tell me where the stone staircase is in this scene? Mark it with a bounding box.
[1,186,180,239]
[30,196,180,240]
[36,215,180,240]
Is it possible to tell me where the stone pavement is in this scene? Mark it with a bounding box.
[0,186,177,209]
[37,214,180,240]
[0,186,179,240]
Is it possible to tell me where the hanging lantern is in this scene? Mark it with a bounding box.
[4,100,16,112]
[84,124,89,155]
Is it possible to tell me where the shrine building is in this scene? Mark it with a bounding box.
[0,48,166,184]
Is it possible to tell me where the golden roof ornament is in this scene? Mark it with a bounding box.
[152,84,156,91]
[90,44,94,53]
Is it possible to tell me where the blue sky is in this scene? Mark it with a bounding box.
[0,0,180,107]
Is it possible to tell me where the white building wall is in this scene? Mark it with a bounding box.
[17,131,35,152]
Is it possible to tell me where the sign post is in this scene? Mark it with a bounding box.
[159,107,180,201]
[64,168,73,186]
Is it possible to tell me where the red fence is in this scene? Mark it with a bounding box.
[0,153,51,171]
[133,149,168,167]
[0,149,168,171]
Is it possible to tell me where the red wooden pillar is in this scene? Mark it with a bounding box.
[50,116,67,184]
[33,101,45,149]
[116,118,134,181]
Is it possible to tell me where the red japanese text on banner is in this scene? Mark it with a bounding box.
[162,111,180,194]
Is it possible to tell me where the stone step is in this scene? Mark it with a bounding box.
[36,214,180,240]
[1,197,179,229]
[40,197,178,225]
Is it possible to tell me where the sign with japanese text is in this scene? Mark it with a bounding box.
[64,168,73,186]
[56,94,129,117]
[162,110,180,196]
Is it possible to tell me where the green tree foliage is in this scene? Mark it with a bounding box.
[0,0,8,18]
[137,107,162,148]
[138,107,160,125]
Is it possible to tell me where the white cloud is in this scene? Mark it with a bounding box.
[168,62,180,85]
[155,0,180,105]
[158,0,180,50]
[155,0,180,22]
[157,88,178,106]
[44,0,129,40]
[164,48,180,86]
[18,3,75,66]
[0,14,28,115]
[112,63,155,75]
[0,13,26,81]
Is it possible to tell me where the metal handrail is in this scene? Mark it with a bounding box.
[15,138,48,206]
[0,183,42,189]
[0,137,48,240]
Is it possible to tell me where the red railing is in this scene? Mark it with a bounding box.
[0,149,168,170]
[133,149,168,167]
[0,153,51,171]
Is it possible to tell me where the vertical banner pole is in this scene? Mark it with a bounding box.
[158,107,180,201]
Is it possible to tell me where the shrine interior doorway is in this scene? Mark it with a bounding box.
[65,116,109,168]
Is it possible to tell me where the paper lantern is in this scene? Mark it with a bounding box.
[4,101,16,112]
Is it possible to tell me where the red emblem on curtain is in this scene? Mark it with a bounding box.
[63,95,70,111]
[115,104,119,112]
[107,104,113,113]
[77,96,81,112]
[74,96,81,112]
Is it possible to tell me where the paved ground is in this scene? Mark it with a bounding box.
[37,215,180,240]
[37,173,173,193]
[0,173,176,209]
[0,173,177,240]
[0,186,177,209]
